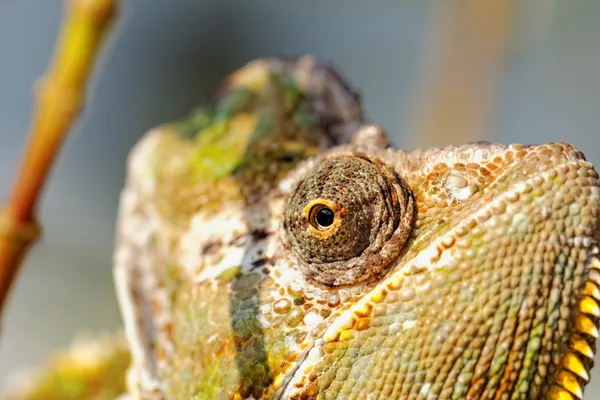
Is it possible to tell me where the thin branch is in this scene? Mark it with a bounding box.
[0,0,118,319]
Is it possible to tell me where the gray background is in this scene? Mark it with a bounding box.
[1,0,600,397]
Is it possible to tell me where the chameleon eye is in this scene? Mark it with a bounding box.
[307,202,339,231]
[312,205,334,228]
[283,152,415,286]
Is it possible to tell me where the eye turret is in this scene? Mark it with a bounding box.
[283,153,415,286]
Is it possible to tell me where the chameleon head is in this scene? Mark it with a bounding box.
[115,58,600,399]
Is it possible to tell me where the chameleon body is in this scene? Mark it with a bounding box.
[3,57,600,399]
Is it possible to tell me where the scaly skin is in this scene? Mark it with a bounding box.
[3,56,599,399]
[114,56,600,399]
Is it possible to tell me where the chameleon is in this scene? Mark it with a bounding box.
[2,56,600,399]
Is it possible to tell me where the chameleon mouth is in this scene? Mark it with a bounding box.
[549,255,600,399]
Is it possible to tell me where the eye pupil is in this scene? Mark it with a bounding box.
[316,207,334,227]
[307,203,337,231]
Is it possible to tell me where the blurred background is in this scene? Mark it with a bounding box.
[1,0,599,397]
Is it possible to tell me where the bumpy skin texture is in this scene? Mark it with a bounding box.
[113,57,600,400]
[283,152,414,287]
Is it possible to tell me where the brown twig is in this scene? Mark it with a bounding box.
[0,0,118,319]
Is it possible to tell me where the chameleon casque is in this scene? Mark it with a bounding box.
[4,56,600,399]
